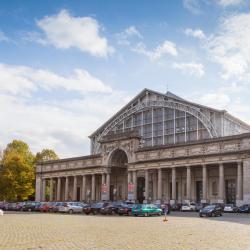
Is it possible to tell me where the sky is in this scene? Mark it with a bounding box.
[1,0,250,158]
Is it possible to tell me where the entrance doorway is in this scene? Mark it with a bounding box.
[137,177,145,203]
[196,181,202,203]
[225,179,236,204]
[109,149,128,201]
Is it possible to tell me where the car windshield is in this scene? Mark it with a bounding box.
[205,205,215,209]
[225,204,233,207]
[91,203,104,208]
[134,204,142,209]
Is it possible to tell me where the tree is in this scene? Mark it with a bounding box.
[35,149,59,163]
[0,140,35,201]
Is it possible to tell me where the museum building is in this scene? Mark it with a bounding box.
[35,89,250,206]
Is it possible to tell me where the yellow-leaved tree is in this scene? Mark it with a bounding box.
[0,140,35,201]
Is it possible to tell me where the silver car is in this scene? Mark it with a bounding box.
[58,202,85,214]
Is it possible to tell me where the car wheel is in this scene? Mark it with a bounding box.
[28,208,31,212]
[69,209,73,214]
[199,214,202,217]
[144,213,149,217]
[209,213,212,217]
[220,213,222,216]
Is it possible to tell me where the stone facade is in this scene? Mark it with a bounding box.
[35,89,250,206]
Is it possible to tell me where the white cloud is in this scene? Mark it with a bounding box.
[216,0,243,7]
[173,62,204,77]
[133,40,177,60]
[0,63,130,158]
[0,63,112,97]
[116,26,142,46]
[183,0,202,14]
[0,31,8,42]
[198,93,230,109]
[206,13,250,80]
[36,9,114,57]
[184,28,205,39]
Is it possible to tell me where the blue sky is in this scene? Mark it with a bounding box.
[1,0,250,157]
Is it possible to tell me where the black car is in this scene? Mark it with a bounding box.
[118,204,134,216]
[100,202,125,215]
[22,202,37,212]
[199,204,223,217]
[83,202,110,215]
[238,204,250,213]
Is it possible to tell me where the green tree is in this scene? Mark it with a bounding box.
[35,149,59,162]
[0,140,35,201]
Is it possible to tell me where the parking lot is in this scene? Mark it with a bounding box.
[0,212,250,250]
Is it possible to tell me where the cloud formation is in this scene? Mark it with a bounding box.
[206,13,250,80]
[173,62,204,77]
[133,40,177,60]
[36,9,114,57]
[0,63,129,157]
[0,31,8,42]
[0,63,112,97]
[184,28,205,39]
[116,26,142,46]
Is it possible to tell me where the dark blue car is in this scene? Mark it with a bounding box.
[238,204,250,213]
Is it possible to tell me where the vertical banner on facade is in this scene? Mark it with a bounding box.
[101,184,108,200]
[128,183,134,200]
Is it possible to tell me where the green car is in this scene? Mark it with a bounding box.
[132,204,162,217]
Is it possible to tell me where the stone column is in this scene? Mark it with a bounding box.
[35,176,42,202]
[145,169,149,200]
[42,179,46,201]
[153,172,157,200]
[106,173,110,201]
[49,178,53,201]
[219,163,224,201]
[73,176,77,201]
[237,161,243,200]
[82,175,86,201]
[157,168,162,200]
[101,173,105,185]
[172,168,176,201]
[133,170,137,201]
[202,165,207,201]
[91,174,96,201]
[186,166,191,201]
[127,171,131,184]
[65,176,69,201]
[57,177,61,201]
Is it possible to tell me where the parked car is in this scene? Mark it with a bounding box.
[40,202,51,212]
[100,202,124,215]
[181,203,196,212]
[132,204,162,217]
[52,202,64,212]
[199,204,223,217]
[58,202,84,214]
[170,203,181,211]
[22,202,38,212]
[118,204,134,216]
[238,204,250,213]
[83,202,110,215]
[34,202,43,212]
[223,204,238,213]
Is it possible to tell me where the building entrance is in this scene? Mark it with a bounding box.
[137,177,145,203]
[196,181,202,203]
[226,179,236,204]
[109,149,128,201]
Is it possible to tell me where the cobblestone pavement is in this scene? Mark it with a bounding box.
[0,212,250,250]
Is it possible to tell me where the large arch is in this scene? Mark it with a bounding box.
[108,149,128,201]
[92,99,218,153]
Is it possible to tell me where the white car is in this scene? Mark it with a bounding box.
[181,203,196,211]
[224,204,238,213]
[58,202,85,214]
